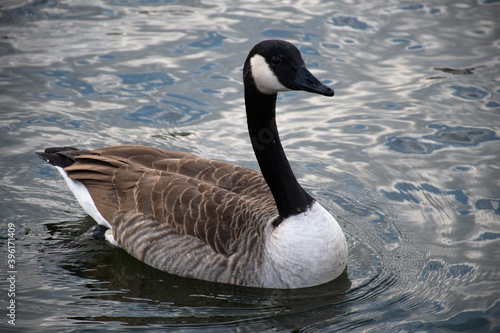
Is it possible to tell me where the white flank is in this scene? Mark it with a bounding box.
[55,166,112,229]
[264,201,348,288]
[250,54,289,94]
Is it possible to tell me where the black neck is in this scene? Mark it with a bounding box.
[243,73,314,220]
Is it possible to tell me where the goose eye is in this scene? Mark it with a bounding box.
[270,56,281,65]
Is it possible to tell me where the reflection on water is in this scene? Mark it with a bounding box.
[41,217,352,330]
[1,0,500,331]
[387,123,500,154]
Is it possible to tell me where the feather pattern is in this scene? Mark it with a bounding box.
[43,145,280,286]
[63,145,278,256]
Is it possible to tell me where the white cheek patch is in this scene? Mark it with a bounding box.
[250,54,289,95]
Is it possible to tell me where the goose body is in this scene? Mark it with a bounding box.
[37,40,348,289]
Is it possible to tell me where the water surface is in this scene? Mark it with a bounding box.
[1,0,499,332]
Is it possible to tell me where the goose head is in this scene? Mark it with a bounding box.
[243,40,334,97]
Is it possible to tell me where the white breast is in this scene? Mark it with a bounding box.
[263,201,348,288]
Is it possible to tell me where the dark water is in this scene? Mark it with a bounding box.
[1,0,499,331]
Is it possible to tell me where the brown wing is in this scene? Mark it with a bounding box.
[63,144,277,255]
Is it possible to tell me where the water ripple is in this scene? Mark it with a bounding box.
[450,85,489,100]
[2,0,500,331]
[188,31,227,49]
[330,16,371,30]
[475,199,500,215]
[386,124,499,154]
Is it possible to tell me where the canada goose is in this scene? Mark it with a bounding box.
[36,40,348,289]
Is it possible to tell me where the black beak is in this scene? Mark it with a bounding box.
[290,66,334,97]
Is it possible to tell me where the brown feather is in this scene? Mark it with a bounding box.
[63,145,278,256]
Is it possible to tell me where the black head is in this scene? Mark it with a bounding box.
[243,40,334,97]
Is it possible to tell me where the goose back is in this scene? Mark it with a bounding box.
[53,145,279,256]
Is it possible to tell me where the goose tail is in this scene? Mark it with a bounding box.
[36,147,113,230]
[36,147,81,168]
